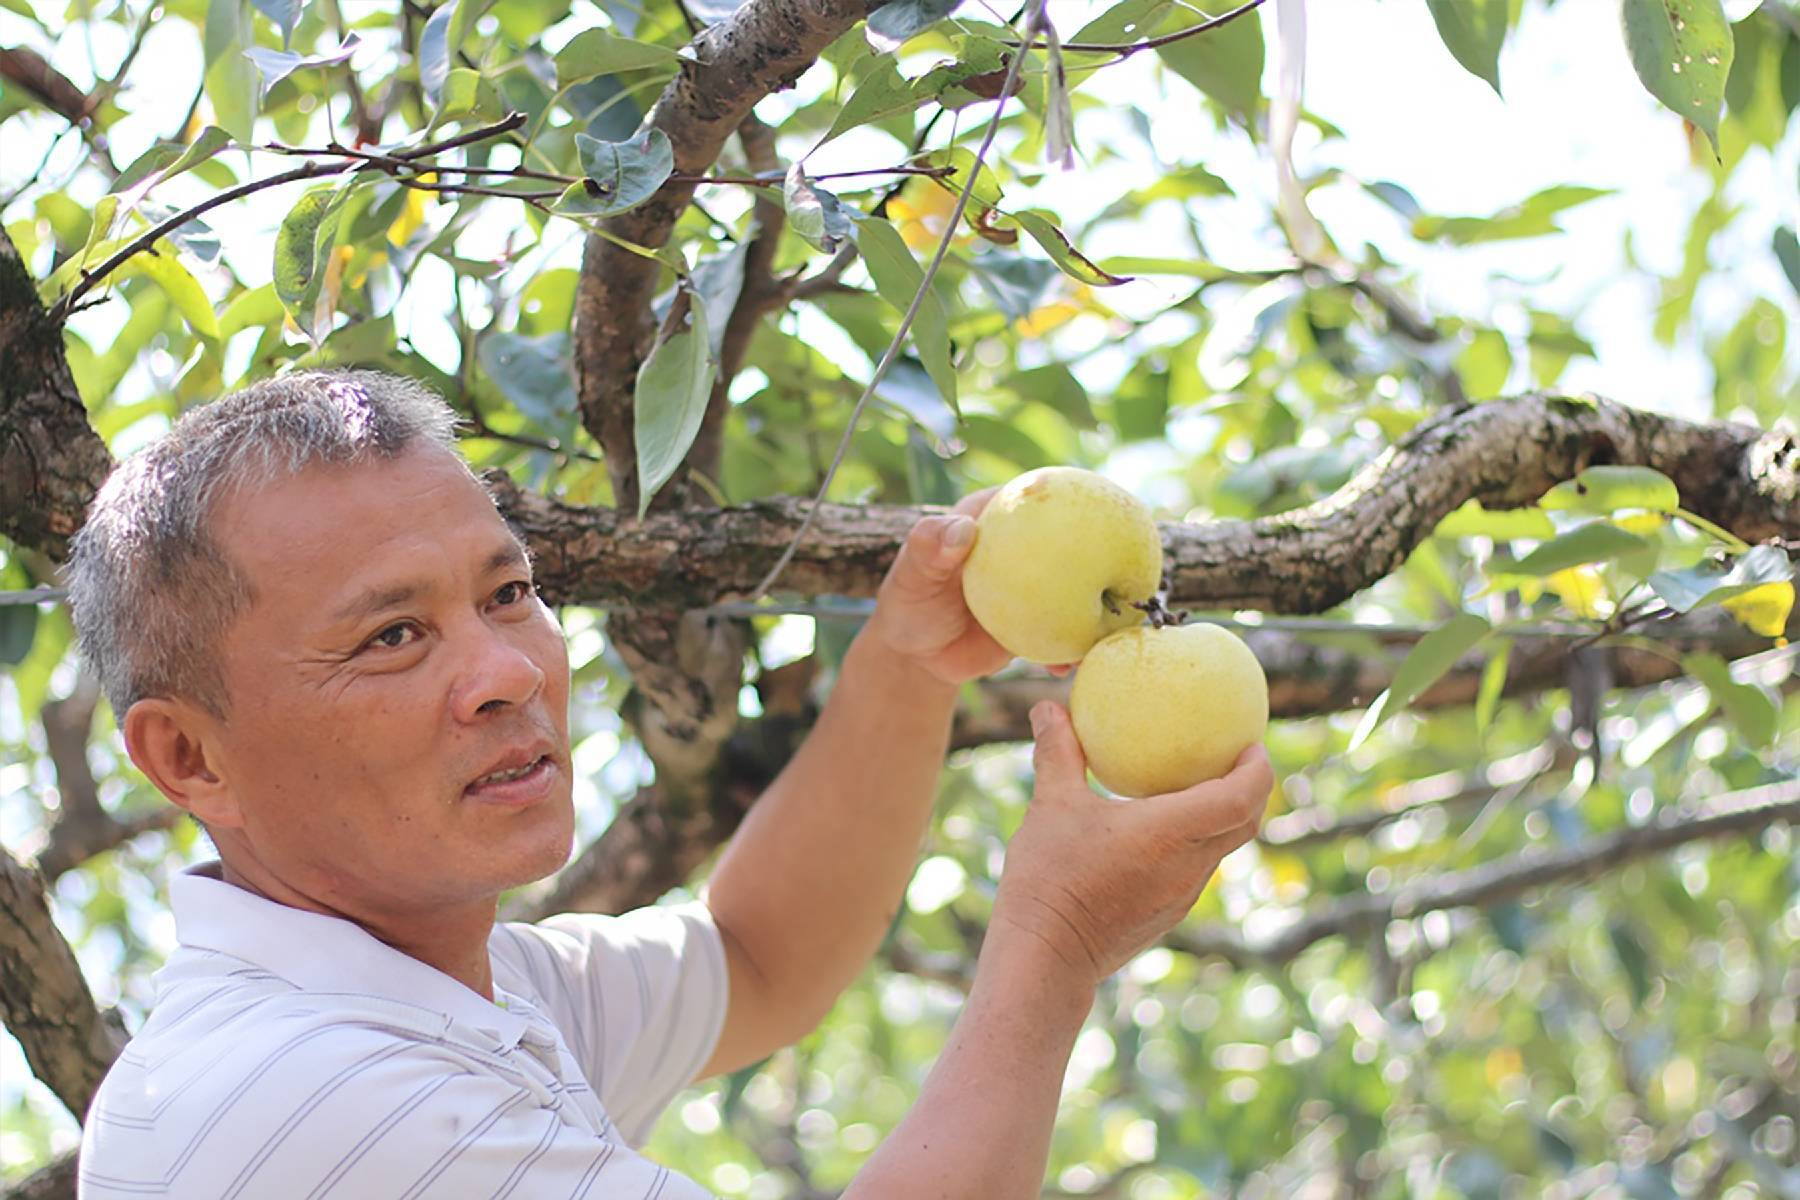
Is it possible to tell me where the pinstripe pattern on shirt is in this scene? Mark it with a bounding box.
[77,868,728,1200]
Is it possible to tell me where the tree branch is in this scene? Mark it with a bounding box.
[483,394,1800,612]
[0,841,124,1120]
[572,0,886,511]
[47,113,528,320]
[1170,776,1800,967]
[0,225,111,562]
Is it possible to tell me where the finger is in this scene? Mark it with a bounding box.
[1029,702,1089,791]
[1149,744,1275,831]
[951,487,998,519]
[1046,662,1075,678]
[889,514,978,593]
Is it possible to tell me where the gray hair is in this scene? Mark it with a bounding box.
[66,370,461,719]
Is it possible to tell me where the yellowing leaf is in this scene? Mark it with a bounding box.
[1612,512,1668,538]
[388,181,433,248]
[1015,299,1080,338]
[888,179,967,253]
[1721,580,1794,641]
[1261,848,1309,902]
[1547,565,1610,619]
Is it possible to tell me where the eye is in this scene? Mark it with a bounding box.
[494,580,536,607]
[364,622,422,652]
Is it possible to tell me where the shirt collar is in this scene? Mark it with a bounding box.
[169,862,532,1047]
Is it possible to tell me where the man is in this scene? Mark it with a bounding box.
[68,370,1272,1198]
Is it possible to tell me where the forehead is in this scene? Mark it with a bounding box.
[212,446,516,608]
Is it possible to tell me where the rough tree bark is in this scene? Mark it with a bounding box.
[0,845,123,1121]
[0,227,110,562]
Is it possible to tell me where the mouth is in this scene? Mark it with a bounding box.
[464,745,559,807]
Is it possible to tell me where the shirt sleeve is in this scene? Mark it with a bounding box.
[491,901,729,1144]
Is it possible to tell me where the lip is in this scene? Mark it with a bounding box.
[464,743,559,808]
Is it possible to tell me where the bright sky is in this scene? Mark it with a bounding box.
[3,0,1797,1171]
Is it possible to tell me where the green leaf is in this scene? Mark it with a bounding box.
[1648,543,1794,612]
[634,290,716,517]
[1456,326,1512,398]
[1154,1,1265,119]
[865,0,963,53]
[823,60,918,144]
[1412,185,1613,245]
[0,604,38,666]
[1474,638,1511,734]
[204,0,259,141]
[245,35,360,99]
[219,282,285,340]
[1503,522,1648,576]
[853,215,958,411]
[1004,210,1131,287]
[112,127,233,196]
[562,129,675,218]
[1425,0,1506,95]
[117,245,222,340]
[1774,228,1800,299]
[1682,652,1777,748]
[1350,613,1491,750]
[905,428,958,505]
[1606,921,1653,1006]
[783,165,852,253]
[970,252,1058,322]
[477,332,577,433]
[1539,465,1680,514]
[272,185,347,337]
[1620,0,1734,154]
[446,0,487,62]
[250,0,303,46]
[553,28,681,88]
[418,2,452,103]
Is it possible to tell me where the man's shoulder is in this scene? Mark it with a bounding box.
[79,969,484,1199]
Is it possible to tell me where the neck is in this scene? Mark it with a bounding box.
[214,856,500,1000]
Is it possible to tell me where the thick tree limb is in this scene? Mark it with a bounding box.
[1170,776,1800,966]
[489,395,1800,612]
[0,225,111,562]
[1,1152,78,1200]
[0,842,124,1120]
[573,0,882,510]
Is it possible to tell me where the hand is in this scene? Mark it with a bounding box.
[867,490,1015,687]
[988,702,1273,990]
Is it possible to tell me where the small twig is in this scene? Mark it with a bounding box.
[1002,0,1268,57]
[748,2,1043,600]
[48,112,527,321]
[394,177,561,202]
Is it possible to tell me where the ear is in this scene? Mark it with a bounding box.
[122,698,243,828]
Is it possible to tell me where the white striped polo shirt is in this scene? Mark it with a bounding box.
[78,865,726,1198]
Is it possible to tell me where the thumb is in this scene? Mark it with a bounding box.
[892,514,977,590]
[1029,702,1088,788]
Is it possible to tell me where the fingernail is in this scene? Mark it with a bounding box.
[944,517,975,549]
[1029,703,1047,735]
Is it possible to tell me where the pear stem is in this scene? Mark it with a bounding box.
[1133,596,1190,629]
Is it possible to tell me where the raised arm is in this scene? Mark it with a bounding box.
[699,494,1011,1075]
[844,705,1273,1199]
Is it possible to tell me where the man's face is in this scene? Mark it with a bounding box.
[201,444,574,920]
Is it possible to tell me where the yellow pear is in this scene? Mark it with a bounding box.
[1070,623,1269,797]
[961,467,1163,663]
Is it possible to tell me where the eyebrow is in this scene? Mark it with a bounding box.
[326,541,530,627]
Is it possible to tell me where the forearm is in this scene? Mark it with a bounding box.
[704,626,960,1027]
[844,939,1095,1200]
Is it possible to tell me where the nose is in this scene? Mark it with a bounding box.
[450,619,546,723]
